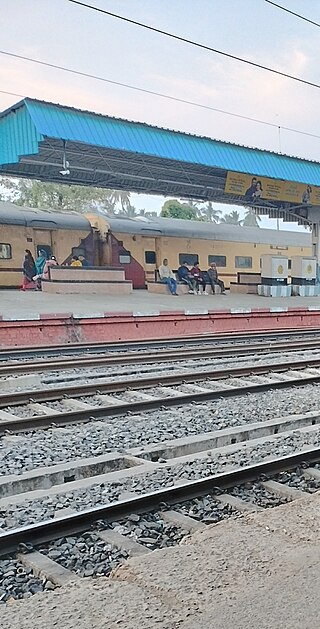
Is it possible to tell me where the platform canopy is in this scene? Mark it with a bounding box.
[1,98,320,224]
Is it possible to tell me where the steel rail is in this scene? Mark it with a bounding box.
[1,446,319,556]
[0,327,319,360]
[2,337,320,376]
[1,355,320,408]
[2,359,320,433]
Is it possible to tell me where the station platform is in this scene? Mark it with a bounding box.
[2,493,320,629]
[0,289,320,347]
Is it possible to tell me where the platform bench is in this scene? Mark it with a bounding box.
[147,282,221,295]
[42,266,133,294]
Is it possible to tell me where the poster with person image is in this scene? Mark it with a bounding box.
[224,171,320,205]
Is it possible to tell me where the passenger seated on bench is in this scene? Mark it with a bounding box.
[207,262,226,294]
[158,259,178,296]
[190,261,208,295]
[177,261,197,294]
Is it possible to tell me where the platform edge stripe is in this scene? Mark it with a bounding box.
[269,307,289,313]
[230,308,252,314]
[39,313,73,320]
[72,313,105,319]
[308,305,320,311]
[184,309,209,315]
[1,314,41,321]
[133,311,160,317]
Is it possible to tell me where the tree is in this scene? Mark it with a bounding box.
[161,199,199,220]
[109,189,131,212]
[0,177,140,215]
[0,177,114,212]
[219,210,242,225]
[117,204,138,217]
[200,201,221,223]
[242,208,261,227]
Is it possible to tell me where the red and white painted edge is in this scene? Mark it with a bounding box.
[1,306,320,321]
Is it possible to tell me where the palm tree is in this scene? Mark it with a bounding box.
[117,204,138,217]
[109,189,131,212]
[200,201,221,223]
[220,210,242,225]
[242,208,261,227]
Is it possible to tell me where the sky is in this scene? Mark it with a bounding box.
[2,0,320,230]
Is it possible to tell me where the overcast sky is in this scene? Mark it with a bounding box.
[2,0,320,230]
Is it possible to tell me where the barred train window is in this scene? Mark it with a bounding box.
[179,253,198,266]
[0,244,12,259]
[208,255,226,267]
[235,256,252,269]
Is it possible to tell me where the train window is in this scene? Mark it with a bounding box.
[208,255,226,267]
[145,251,156,264]
[179,253,198,266]
[119,254,131,264]
[235,256,252,268]
[288,259,292,270]
[0,244,12,259]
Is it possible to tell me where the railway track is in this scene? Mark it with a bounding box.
[1,327,320,361]
[1,357,320,433]
[0,446,319,602]
[2,335,320,376]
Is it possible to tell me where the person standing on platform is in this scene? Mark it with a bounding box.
[190,261,208,294]
[70,255,82,267]
[34,249,47,290]
[21,250,36,290]
[158,258,178,295]
[207,262,226,294]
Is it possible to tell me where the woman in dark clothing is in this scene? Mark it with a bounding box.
[21,250,36,291]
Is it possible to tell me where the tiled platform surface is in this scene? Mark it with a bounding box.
[1,289,320,319]
[0,289,320,347]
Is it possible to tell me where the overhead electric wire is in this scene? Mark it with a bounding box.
[1,54,320,142]
[0,89,25,98]
[265,1,320,28]
[66,0,320,90]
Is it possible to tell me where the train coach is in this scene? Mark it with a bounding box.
[86,213,312,289]
[0,201,94,288]
[0,202,312,289]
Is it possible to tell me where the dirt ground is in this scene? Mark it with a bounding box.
[2,493,320,629]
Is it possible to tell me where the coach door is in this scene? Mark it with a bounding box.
[33,230,53,259]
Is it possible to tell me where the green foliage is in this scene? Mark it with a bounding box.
[242,208,261,227]
[0,177,135,215]
[161,199,199,220]
[200,201,221,223]
[219,210,243,225]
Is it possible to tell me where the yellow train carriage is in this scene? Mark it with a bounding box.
[0,202,93,288]
[93,215,312,289]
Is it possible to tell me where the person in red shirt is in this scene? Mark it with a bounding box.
[190,261,208,295]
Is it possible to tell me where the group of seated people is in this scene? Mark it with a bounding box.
[158,259,225,296]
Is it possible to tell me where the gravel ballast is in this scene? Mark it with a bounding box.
[2,427,320,531]
[2,383,320,476]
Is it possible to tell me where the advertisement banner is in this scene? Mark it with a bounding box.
[225,171,319,205]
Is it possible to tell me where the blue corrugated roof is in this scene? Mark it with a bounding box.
[1,97,320,185]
